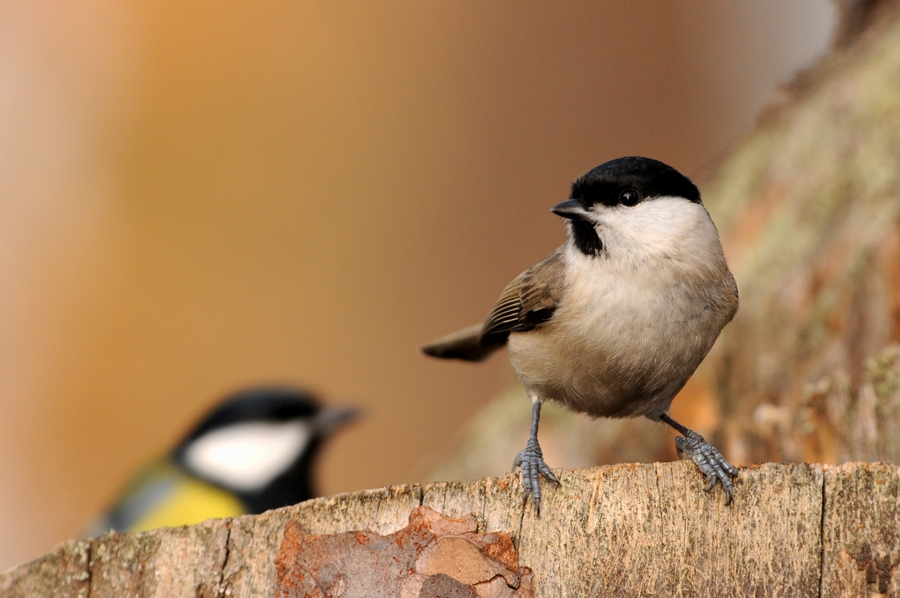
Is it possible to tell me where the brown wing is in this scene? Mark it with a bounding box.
[479,247,566,346]
[420,247,566,362]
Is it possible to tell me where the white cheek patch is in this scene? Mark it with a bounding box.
[598,197,714,259]
[183,420,312,492]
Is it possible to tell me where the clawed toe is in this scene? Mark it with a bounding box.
[512,437,558,514]
[675,431,738,505]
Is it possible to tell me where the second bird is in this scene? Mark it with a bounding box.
[422,156,739,513]
[88,386,357,534]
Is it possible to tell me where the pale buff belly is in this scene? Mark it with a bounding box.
[507,298,718,419]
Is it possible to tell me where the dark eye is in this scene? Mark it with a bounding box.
[619,188,640,206]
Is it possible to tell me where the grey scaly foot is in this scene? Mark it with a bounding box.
[660,413,738,504]
[674,430,738,503]
[512,436,559,514]
[513,398,559,514]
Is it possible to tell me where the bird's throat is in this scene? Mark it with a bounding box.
[570,220,604,257]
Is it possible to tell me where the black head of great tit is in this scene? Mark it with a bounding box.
[86,386,357,535]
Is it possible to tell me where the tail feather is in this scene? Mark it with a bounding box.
[420,323,503,362]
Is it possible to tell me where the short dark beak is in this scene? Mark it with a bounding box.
[551,199,590,221]
[313,405,360,434]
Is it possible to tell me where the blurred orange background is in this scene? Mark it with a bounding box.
[0,1,834,570]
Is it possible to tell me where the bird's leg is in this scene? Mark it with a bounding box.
[512,396,560,515]
[659,413,738,504]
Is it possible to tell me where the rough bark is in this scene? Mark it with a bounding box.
[2,462,899,597]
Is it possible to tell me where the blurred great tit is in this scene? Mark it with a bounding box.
[87,386,357,534]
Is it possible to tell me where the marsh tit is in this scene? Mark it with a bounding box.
[422,156,739,512]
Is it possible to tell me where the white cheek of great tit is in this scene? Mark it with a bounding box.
[182,420,312,492]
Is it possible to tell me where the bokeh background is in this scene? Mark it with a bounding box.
[1,1,836,570]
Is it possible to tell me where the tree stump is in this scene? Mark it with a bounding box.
[2,462,899,597]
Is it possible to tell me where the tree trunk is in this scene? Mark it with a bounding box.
[2,462,899,597]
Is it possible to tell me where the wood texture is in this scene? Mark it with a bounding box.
[0,540,90,598]
[822,462,900,596]
[88,520,229,598]
[3,462,900,597]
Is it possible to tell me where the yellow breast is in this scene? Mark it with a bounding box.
[130,476,245,532]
